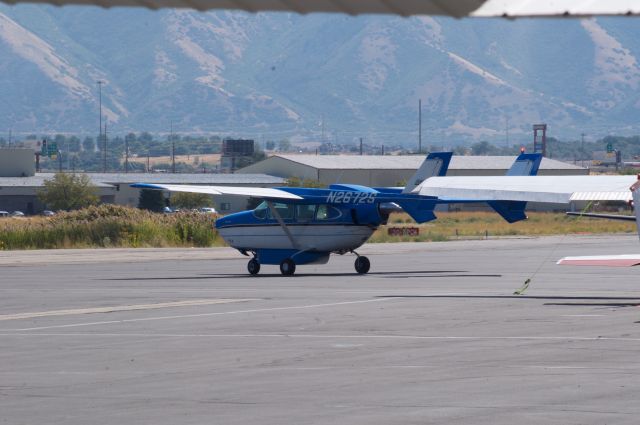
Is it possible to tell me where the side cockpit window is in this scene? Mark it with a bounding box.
[316,204,342,221]
[268,203,295,220]
[296,204,316,221]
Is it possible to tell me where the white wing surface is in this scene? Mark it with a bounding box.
[557,255,640,267]
[131,183,302,200]
[415,175,637,203]
[3,0,640,17]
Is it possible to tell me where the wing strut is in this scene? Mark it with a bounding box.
[266,201,300,250]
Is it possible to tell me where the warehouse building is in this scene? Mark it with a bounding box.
[237,154,588,187]
[0,173,285,215]
[0,149,285,214]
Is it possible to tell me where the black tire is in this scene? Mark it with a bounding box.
[247,259,260,275]
[279,258,296,276]
[354,256,370,274]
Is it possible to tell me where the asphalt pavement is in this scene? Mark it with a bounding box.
[1,235,640,424]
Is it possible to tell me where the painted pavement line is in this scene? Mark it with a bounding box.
[2,332,640,343]
[5,297,400,331]
[0,299,257,321]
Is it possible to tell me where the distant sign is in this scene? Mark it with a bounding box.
[606,142,613,153]
[40,140,58,158]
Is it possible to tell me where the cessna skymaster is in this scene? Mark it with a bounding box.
[133,152,542,275]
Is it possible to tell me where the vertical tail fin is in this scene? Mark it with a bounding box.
[402,152,452,194]
[488,153,543,223]
[505,153,543,176]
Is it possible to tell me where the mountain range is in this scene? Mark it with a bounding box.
[2,5,640,145]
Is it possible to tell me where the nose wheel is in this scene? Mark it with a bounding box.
[280,258,296,276]
[247,258,260,275]
[354,256,370,274]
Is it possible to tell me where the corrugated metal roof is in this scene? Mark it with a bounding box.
[274,155,586,171]
[0,173,285,187]
[2,0,639,17]
[0,176,115,188]
[81,173,285,184]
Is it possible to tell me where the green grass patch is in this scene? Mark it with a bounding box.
[369,211,637,243]
[0,208,636,250]
[0,205,222,250]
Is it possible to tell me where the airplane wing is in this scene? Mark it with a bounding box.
[2,0,640,17]
[415,175,637,204]
[131,183,303,200]
[557,255,640,267]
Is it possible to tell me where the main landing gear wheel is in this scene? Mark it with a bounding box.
[279,258,296,276]
[247,258,260,275]
[354,256,370,274]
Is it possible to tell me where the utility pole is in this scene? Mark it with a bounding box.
[172,140,176,174]
[581,133,585,168]
[103,122,107,173]
[359,137,363,155]
[418,99,422,154]
[382,144,385,155]
[97,80,103,165]
[125,135,129,173]
[321,114,325,143]
[171,120,176,174]
[8,129,11,146]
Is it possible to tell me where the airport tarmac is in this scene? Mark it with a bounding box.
[1,234,640,424]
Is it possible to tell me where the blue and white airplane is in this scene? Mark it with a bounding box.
[133,152,541,275]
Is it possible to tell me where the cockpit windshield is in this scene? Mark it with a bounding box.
[253,201,268,219]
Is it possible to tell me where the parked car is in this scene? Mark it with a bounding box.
[199,207,218,214]
[11,211,25,217]
[162,206,174,214]
[42,210,56,217]
[0,211,9,218]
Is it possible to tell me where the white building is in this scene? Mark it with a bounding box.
[237,154,588,187]
[0,149,36,177]
[0,172,285,215]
